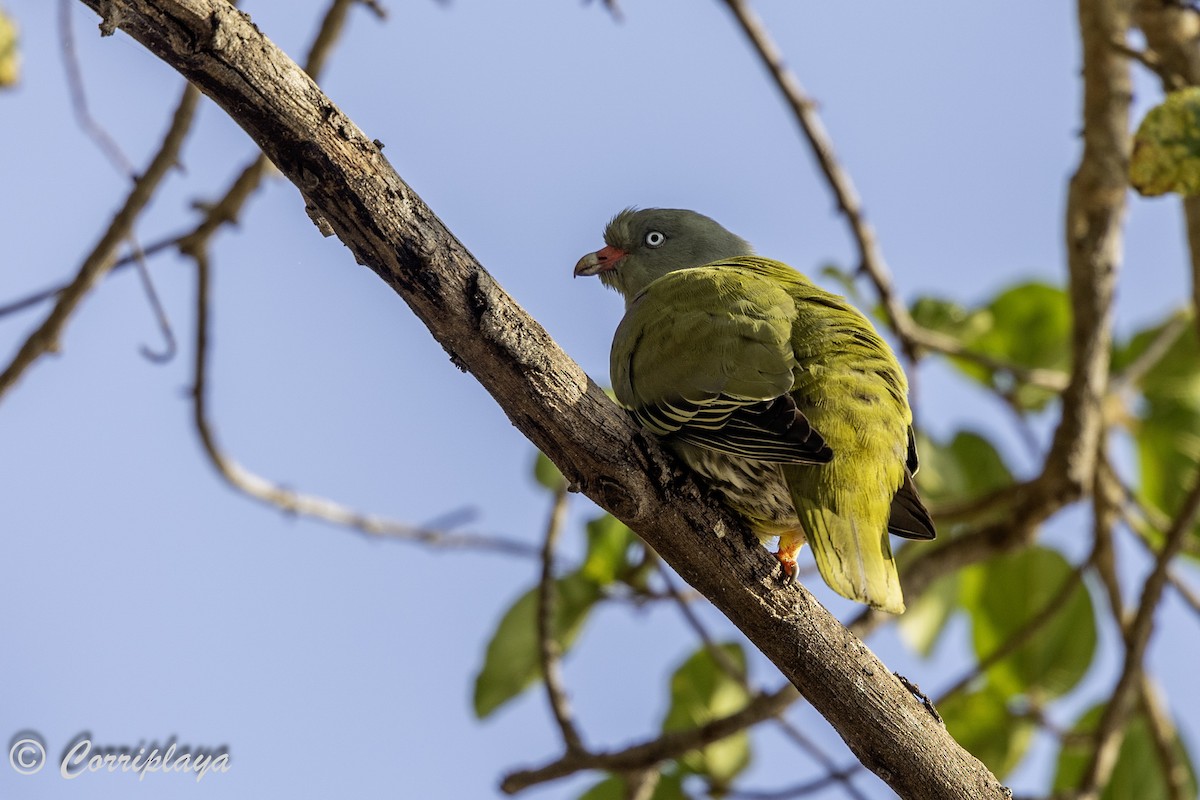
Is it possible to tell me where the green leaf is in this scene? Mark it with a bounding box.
[938,683,1036,779]
[578,770,687,800]
[818,262,864,304]
[897,572,960,657]
[533,450,567,492]
[914,429,1013,509]
[1117,312,1200,546]
[581,513,636,586]
[959,546,1096,698]
[473,572,601,718]
[910,283,1070,410]
[1130,86,1200,197]
[910,296,991,343]
[1053,702,1198,799]
[662,644,752,787]
[578,776,622,800]
[0,8,18,89]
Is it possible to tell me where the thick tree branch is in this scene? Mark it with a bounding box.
[76,1,1006,797]
[1043,0,1131,494]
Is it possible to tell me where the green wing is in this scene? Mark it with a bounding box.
[611,263,831,464]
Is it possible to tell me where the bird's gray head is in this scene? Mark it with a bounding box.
[574,208,753,301]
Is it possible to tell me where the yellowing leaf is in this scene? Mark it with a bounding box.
[0,7,19,89]
[1130,87,1200,197]
[581,513,636,586]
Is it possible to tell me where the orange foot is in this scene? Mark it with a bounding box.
[775,530,805,585]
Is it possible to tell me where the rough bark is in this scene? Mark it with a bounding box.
[74,1,1007,797]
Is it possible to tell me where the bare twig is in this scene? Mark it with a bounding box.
[1109,36,1187,88]
[1109,310,1189,392]
[0,233,187,320]
[719,0,919,365]
[0,284,67,319]
[1092,452,1127,623]
[656,562,869,800]
[501,685,800,794]
[907,325,1069,393]
[1139,675,1191,800]
[128,236,177,362]
[187,248,536,557]
[726,769,860,800]
[536,486,586,753]
[657,561,747,681]
[58,0,135,176]
[1074,469,1200,798]
[355,0,387,19]
[1168,569,1200,617]
[0,83,199,403]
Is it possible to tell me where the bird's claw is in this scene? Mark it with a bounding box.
[775,551,800,585]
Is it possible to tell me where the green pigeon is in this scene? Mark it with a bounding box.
[575,208,935,613]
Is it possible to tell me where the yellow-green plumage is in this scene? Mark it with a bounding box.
[576,209,934,613]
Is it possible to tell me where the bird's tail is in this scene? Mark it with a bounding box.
[791,496,906,614]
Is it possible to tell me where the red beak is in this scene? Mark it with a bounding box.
[574,244,628,277]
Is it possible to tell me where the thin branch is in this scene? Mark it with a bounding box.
[657,561,748,681]
[907,325,1070,393]
[58,0,135,176]
[935,560,1088,704]
[501,685,800,794]
[2,0,363,327]
[537,485,586,753]
[356,0,387,20]
[186,248,536,557]
[925,481,1033,526]
[1168,569,1200,617]
[0,284,67,319]
[1108,36,1187,88]
[656,562,869,800]
[719,0,919,365]
[1139,675,1191,800]
[0,83,200,403]
[1074,469,1200,798]
[726,769,860,800]
[1092,452,1126,621]
[0,232,188,321]
[128,235,177,362]
[1110,310,1190,391]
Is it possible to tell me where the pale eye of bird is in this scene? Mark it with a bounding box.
[644,231,666,248]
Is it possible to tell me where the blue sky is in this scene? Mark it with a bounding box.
[1,1,1197,798]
